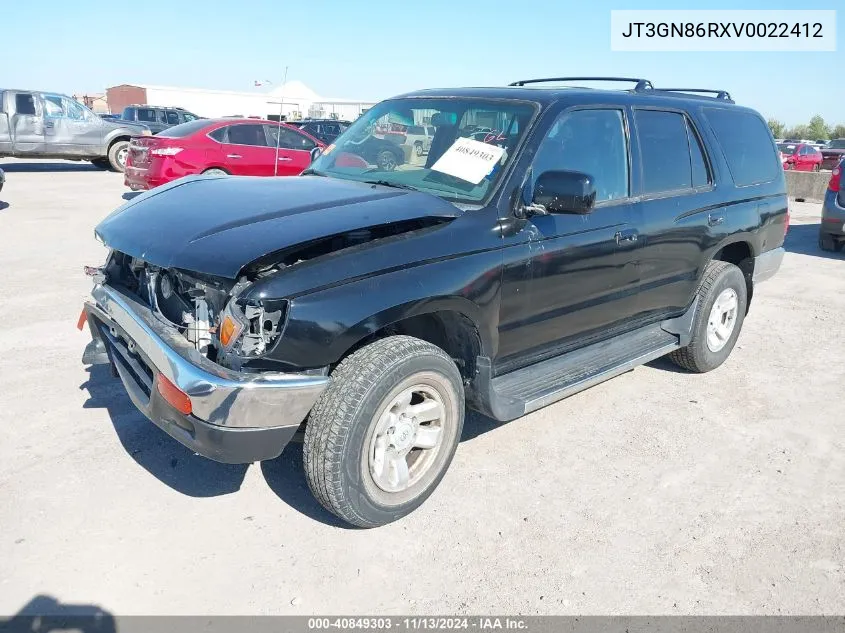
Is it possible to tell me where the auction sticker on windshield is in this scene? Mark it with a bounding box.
[430,137,505,184]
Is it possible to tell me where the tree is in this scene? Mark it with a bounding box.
[832,124,845,139]
[767,118,785,138]
[807,115,831,141]
[784,125,809,140]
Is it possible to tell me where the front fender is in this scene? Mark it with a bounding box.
[265,251,504,369]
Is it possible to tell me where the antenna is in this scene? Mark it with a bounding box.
[273,66,289,177]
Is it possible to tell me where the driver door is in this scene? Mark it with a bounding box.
[496,107,642,372]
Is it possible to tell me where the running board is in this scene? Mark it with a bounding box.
[473,298,698,422]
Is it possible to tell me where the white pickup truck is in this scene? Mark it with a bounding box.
[0,89,151,171]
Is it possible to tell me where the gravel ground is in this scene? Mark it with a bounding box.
[0,159,843,617]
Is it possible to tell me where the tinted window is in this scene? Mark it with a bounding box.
[157,119,212,138]
[635,110,692,193]
[15,93,36,115]
[208,127,226,142]
[226,123,269,146]
[408,126,424,134]
[165,110,180,125]
[533,108,629,203]
[266,124,316,151]
[703,108,778,186]
[828,140,845,149]
[136,108,157,123]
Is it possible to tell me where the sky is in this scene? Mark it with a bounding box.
[3,0,842,127]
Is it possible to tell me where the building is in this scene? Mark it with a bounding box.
[105,81,376,121]
[73,92,109,113]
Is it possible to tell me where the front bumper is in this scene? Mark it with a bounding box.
[81,284,330,463]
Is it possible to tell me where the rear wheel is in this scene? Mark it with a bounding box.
[202,167,229,176]
[107,140,129,172]
[668,261,747,373]
[303,335,464,528]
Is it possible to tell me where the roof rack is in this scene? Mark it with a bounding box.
[654,88,733,102]
[509,76,654,91]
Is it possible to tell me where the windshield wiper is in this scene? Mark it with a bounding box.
[362,179,417,191]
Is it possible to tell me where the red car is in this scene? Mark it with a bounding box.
[778,142,822,172]
[124,118,325,190]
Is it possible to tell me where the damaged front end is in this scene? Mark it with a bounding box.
[77,249,330,464]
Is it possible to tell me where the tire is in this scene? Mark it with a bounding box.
[303,335,465,528]
[90,158,110,170]
[202,167,229,176]
[819,232,838,252]
[414,142,424,157]
[107,140,129,172]
[668,261,747,373]
[376,149,398,171]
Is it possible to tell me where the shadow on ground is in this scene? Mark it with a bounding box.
[80,362,512,523]
[0,201,8,211]
[80,365,248,497]
[0,594,115,633]
[784,222,844,260]
[0,161,104,173]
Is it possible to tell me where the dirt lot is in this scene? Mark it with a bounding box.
[0,159,843,617]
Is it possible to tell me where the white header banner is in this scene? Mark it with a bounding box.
[611,10,836,52]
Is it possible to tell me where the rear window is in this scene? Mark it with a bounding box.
[703,108,779,186]
[157,119,211,138]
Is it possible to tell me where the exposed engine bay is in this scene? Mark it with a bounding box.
[97,219,446,370]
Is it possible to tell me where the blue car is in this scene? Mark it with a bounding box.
[820,158,844,252]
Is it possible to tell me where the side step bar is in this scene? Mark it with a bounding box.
[472,298,698,421]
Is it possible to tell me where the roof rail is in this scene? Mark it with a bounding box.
[509,76,654,91]
[654,88,733,102]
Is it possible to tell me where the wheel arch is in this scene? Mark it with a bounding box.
[711,239,754,312]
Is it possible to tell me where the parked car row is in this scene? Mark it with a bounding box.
[777,142,823,171]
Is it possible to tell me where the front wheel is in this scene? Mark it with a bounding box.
[303,335,465,528]
[668,260,747,373]
[376,149,398,171]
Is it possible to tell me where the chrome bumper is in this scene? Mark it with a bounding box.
[82,283,329,431]
[752,247,785,285]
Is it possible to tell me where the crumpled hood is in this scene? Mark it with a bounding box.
[95,175,461,279]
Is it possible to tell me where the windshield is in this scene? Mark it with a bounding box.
[308,97,537,204]
[827,139,845,149]
[778,144,797,154]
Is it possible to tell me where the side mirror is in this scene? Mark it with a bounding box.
[531,170,596,214]
[310,146,323,163]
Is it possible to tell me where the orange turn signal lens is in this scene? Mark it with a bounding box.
[77,308,88,331]
[156,374,192,415]
[219,315,237,347]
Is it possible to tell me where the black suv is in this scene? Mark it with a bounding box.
[285,118,350,144]
[80,77,787,528]
[120,105,201,134]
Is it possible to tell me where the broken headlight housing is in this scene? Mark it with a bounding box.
[218,296,288,358]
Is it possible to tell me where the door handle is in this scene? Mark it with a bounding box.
[708,214,725,226]
[615,230,638,244]
[277,157,292,162]
[226,154,242,159]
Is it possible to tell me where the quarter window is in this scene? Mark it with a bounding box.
[702,107,779,186]
[532,108,629,203]
[136,108,158,123]
[165,110,181,125]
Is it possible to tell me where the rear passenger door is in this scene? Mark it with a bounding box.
[630,108,720,321]
[222,123,275,176]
